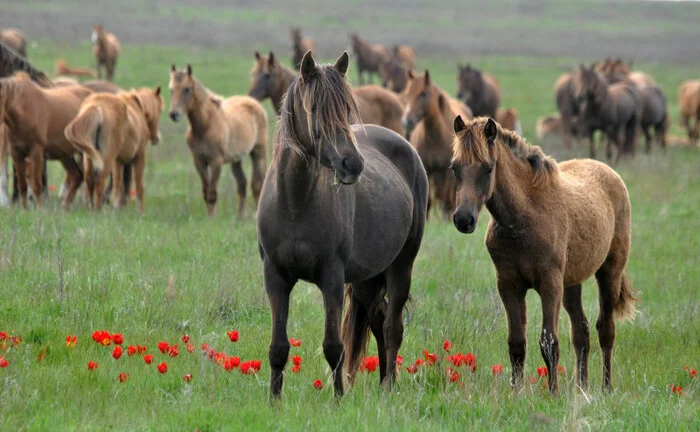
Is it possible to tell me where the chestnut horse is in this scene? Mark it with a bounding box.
[289,27,315,70]
[678,80,700,146]
[495,107,522,135]
[456,64,501,118]
[0,29,27,58]
[248,52,404,135]
[451,116,637,394]
[55,59,96,78]
[169,64,267,217]
[349,34,390,85]
[402,70,472,218]
[65,86,163,213]
[92,25,120,81]
[257,51,427,399]
[0,74,91,209]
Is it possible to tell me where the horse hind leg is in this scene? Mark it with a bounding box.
[10,147,29,209]
[319,264,347,397]
[562,284,590,390]
[59,156,83,210]
[231,161,247,219]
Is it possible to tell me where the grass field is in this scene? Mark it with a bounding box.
[1,2,700,430]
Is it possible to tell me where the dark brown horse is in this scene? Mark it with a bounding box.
[572,64,641,165]
[349,34,390,85]
[451,116,637,394]
[553,73,580,149]
[248,51,296,115]
[257,51,428,399]
[456,64,501,118]
[379,57,408,93]
[289,27,315,70]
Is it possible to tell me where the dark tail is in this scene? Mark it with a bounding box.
[614,270,638,321]
[341,284,371,385]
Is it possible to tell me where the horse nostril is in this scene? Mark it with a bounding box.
[342,156,363,174]
[169,112,180,122]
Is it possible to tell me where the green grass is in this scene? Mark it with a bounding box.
[1,39,699,431]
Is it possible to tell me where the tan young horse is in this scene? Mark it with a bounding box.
[55,59,96,78]
[289,27,315,70]
[65,86,163,213]
[678,80,700,146]
[91,25,120,81]
[451,116,637,394]
[0,29,27,58]
[402,70,472,218]
[0,73,92,209]
[495,107,522,135]
[169,64,267,217]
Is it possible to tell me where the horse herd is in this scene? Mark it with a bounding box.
[9,23,695,401]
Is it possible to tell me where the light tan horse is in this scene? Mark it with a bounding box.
[451,116,637,394]
[169,64,267,217]
[401,70,472,218]
[0,29,27,58]
[678,80,700,146]
[65,86,163,213]
[392,44,416,69]
[0,73,92,208]
[495,107,522,135]
[91,25,120,81]
[55,59,96,78]
[353,85,405,136]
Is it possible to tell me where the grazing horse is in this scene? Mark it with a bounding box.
[289,27,315,70]
[495,107,522,135]
[248,52,404,135]
[678,80,700,146]
[450,116,637,394]
[0,29,27,58]
[257,51,427,399]
[379,57,408,93]
[65,86,163,213]
[402,70,472,218]
[55,59,96,78]
[456,64,500,118]
[92,25,120,81]
[169,64,267,217]
[571,64,640,165]
[349,34,390,85]
[0,74,91,209]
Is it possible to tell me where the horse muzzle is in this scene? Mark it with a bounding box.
[453,211,477,234]
[335,154,364,185]
[169,111,181,122]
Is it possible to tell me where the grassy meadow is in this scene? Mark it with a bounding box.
[0,26,699,432]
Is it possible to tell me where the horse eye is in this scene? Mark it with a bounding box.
[419,92,427,99]
[486,164,494,174]
[183,88,190,94]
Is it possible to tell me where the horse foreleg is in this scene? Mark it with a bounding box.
[112,161,124,211]
[207,162,222,217]
[10,147,29,209]
[563,284,590,390]
[319,265,346,397]
[193,157,210,216]
[231,160,247,219]
[538,275,564,395]
[263,261,296,400]
[0,131,8,207]
[497,278,527,390]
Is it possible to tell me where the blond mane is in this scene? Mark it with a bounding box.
[452,117,559,186]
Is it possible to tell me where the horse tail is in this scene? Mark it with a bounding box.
[614,270,638,322]
[65,105,104,173]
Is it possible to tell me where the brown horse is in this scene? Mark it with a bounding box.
[379,57,408,93]
[495,107,522,135]
[456,64,501,118]
[0,29,26,58]
[678,80,700,146]
[402,70,472,218]
[248,52,404,135]
[65,86,162,213]
[91,25,120,81]
[392,44,416,69]
[571,64,641,164]
[55,59,96,78]
[0,74,92,209]
[553,73,581,148]
[451,116,637,394]
[349,34,390,85]
[289,27,315,70]
[169,64,267,217]
[257,51,427,399]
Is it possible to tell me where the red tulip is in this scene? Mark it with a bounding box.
[422,350,437,366]
[223,356,240,371]
[183,373,193,381]
[360,356,380,373]
[0,356,8,368]
[406,364,418,374]
[65,335,77,348]
[201,343,210,351]
[290,338,302,347]
[168,344,179,357]
[227,330,239,343]
[187,344,194,353]
[143,354,154,364]
[87,361,98,371]
[111,333,124,345]
[92,330,111,346]
[291,364,301,373]
[447,367,461,383]
[396,355,404,367]
[0,332,6,341]
[112,346,123,360]
[492,364,503,376]
[127,346,137,356]
[157,341,170,354]
[537,367,548,378]
[443,339,452,352]
[137,345,147,354]
[251,360,262,372]
[182,334,190,343]
[157,362,168,374]
[313,379,323,390]
[239,361,253,375]
[685,366,697,379]
[118,372,128,383]
[670,384,683,396]
[292,355,302,366]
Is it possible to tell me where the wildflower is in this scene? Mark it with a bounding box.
[10,335,22,346]
[118,373,128,383]
[201,343,210,351]
[157,362,168,374]
[87,361,98,371]
[182,334,190,343]
[290,338,302,347]
[223,356,240,371]
[360,356,380,373]
[447,367,461,383]
[239,361,253,375]
[292,355,302,366]
[414,358,425,367]
[406,364,418,374]
[127,346,137,356]
[684,366,697,379]
[251,360,262,372]
[111,333,124,345]
[557,365,566,376]
[669,384,683,396]
[168,344,179,357]
[492,364,503,376]
[396,355,404,367]
[137,345,147,354]
[38,347,46,362]
[0,332,6,341]
[422,350,437,366]
[157,341,170,354]
[443,339,452,352]
[0,356,8,368]
[183,373,193,381]
[65,335,77,348]
[215,352,226,364]
[227,330,239,343]
[112,346,123,360]
[143,354,154,364]
[92,330,111,346]
[291,364,301,373]
[313,379,323,390]
[187,344,194,353]
[537,367,548,378]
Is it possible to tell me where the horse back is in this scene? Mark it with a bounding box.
[220,95,268,156]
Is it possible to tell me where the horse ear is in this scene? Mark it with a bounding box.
[484,117,497,143]
[454,115,467,133]
[154,86,161,96]
[254,51,260,60]
[424,70,431,86]
[187,64,192,77]
[171,64,176,72]
[334,51,350,76]
[300,51,317,81]
[268,52,276,66]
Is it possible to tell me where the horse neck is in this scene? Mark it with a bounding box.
[485,141,536,232]
[422,90,453,143]
[186,80,216,134]
[272,145,325,216]
[272,68,296,114]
